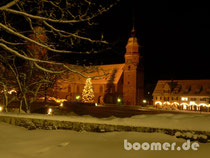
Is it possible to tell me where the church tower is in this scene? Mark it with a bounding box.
[123,27,144,105]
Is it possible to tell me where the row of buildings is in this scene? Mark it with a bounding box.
[152,80,210,111]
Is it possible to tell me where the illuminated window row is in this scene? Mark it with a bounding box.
[154,101,210,107]
[155,96,210,103]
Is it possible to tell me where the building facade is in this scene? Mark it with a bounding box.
[152,80,210,111]
[48,28,144,105]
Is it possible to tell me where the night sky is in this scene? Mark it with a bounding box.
[95,0,210,88]
[60,0,210,91]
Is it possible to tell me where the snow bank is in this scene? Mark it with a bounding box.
[0,122,210,158]
[1,112,210,132]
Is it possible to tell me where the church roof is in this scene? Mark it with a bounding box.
[57,63,125,85]
[153,80,210,96]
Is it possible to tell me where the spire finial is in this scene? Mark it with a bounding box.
[131,8,136,37]
[131,25,135,37]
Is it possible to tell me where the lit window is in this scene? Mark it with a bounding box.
[181,97,188,101]
[190,98,197,101]
[200,98,207,101]
[164,97,170,101]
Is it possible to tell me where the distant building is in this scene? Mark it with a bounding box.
[152,80,210,111]
[48,27,144,105]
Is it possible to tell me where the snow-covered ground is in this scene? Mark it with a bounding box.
[1,112,210,131]
[0,122,210,158]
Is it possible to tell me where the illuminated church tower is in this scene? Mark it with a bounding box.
[123,27,144,105]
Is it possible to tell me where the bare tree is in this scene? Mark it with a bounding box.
[0,0,118,75]
[0,0,117,112]
[0,54,18,112]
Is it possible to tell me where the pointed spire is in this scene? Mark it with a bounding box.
[126,25,139,54]
[131,25,136,37]
[131,8,136,37]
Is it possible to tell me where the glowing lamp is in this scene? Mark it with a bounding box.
[181,103,188,110]
[47,108,52,115]
[95,103,98,106]
[181,97,188,101]
[117,98,121,103]
[143,100,147,103]
[199,103,207,107]
[190,101,196,106]
[172,102,179,106]
[163,101,170,105]
[155,101,162,105]
[0,106,3,112]
[76,96,80,100]
[60,102,63,107]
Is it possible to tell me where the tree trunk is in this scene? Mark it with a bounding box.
[3,85,8,112]
[23,94,30,113]
[19,99,22,113]
[44,84,47,103]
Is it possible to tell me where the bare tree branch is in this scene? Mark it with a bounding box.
[43,21,108,44]
[0,42,108,79]
[0,8,98,23]
[0,22,89,54]
[0,38,25,45]
[0,0,19,10]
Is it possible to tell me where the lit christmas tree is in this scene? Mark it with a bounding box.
[82,78,95,103]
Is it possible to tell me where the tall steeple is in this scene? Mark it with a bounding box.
[123,26,144,106]
[125,26,140,58]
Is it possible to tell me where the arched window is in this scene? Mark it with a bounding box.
[77,85,80,93]
[68,85,71,92]
[111,85,115,93]
[100,86,103,93]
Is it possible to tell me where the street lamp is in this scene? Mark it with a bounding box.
[117,98,122,104]
[47,108,52,115]
[76,95,80,101]
[143,100,147,104]
[0,106,3,112]
[59,102,63,107]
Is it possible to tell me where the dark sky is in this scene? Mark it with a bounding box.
[60,0,210,91]
[96,0,210,87]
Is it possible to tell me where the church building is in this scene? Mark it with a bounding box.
[49,27,144,105]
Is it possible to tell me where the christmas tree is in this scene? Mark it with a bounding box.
[82,78,95,103]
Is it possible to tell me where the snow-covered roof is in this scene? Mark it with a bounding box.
[153,80,210,96]
[57,63,125,85]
